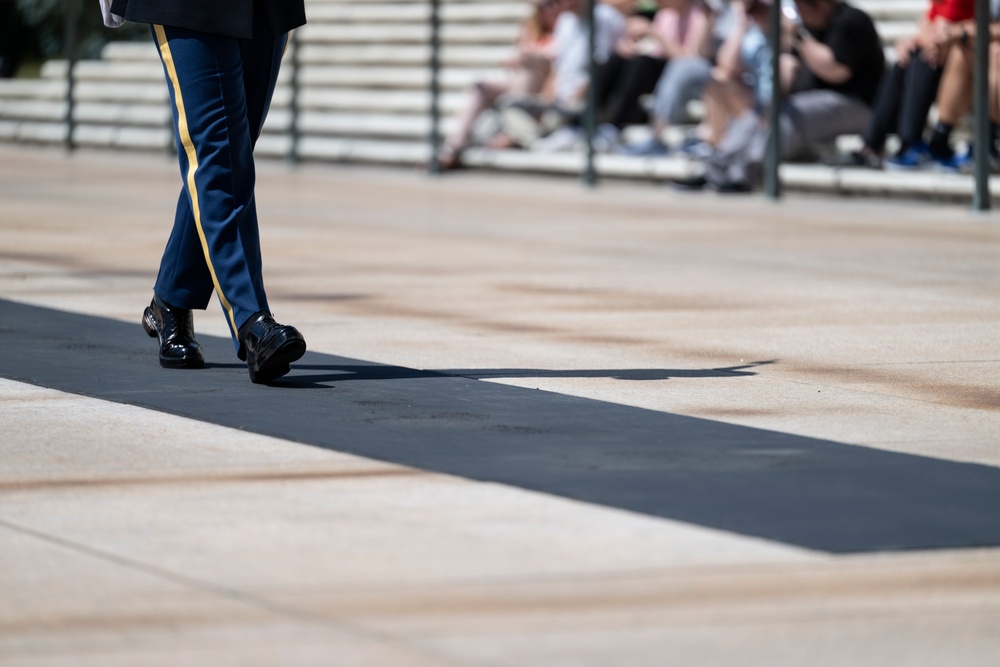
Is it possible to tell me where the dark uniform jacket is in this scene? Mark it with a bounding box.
[110,0,306,40]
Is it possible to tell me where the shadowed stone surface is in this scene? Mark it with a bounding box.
[4,297,999,554]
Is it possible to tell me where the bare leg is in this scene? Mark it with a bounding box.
[441,80,509,164]
[936,44,973,125]
[703,76,753,146]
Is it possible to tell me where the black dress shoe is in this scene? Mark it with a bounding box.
[237,312,306,383]
[142,295,205,369]
[669,175,708,191]
[713,180,753,194]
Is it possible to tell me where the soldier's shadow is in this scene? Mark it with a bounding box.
[255,360,775,388]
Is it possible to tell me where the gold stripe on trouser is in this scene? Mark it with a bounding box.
[153,25,240,338]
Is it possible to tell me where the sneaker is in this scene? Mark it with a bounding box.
[678,137,714,160]
[533,126,583,153]
[825,149,882,169]
[618,136,670,156]
[934,147,972,173]
[884,142,933,170]
[592,123,620,153]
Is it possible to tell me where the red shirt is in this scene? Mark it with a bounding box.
[926,0,975,22]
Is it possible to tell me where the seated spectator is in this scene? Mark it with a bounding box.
[622,0,740,155]
[497,0,628,150]
[435,0,563,169]
[921,4,1000,170]
[592,0,713,148]
[674,0,884,191]
[698,0,774,150]
[831,0,973,170]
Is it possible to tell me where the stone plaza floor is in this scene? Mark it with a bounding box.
[1,144,999,665]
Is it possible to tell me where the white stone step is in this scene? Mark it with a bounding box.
[0,79,65,101]
[300,22,519,45]
[853,0,925,21]
[72,102,170,126]
[300,65,503,89]
[305,2,530,23]
[301,87,464,113]
[72,81,168,104]
[299,44,511,66]
[0,100,67,123]
[72,124,172,150]
[0,121,68,143]
[296,136,430,163]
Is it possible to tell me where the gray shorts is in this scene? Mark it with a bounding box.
[780,89,871,159]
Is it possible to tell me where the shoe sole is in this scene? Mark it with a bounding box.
[248,338,307,384]
[142,307,205,370]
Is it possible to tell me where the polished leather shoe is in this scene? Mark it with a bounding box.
[142,295,205,369]
[237,312,306,383]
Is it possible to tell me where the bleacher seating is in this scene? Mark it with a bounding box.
[0,0,993,199]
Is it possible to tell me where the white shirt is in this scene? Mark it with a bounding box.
[552,5,627,108]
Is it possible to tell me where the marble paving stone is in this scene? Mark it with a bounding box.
[2,144,1000,665]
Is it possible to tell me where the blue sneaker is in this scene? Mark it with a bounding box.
[618,136,669,156]
[935,147,973,173]
[885,142,933,170]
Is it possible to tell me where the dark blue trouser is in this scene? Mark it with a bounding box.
[151,20,287,351]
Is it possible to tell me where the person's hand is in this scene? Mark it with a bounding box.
[626,16,652,40]
[780,15,800,52]
[919,41,943,65]
[918,19,951,66]
[894,36,915,66]
[616,35,638,58]
[931,18,954,46]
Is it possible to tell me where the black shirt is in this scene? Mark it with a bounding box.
[800,3,884,106]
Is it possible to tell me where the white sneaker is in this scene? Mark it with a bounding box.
[533,126,583,153]
[593,123,620,153]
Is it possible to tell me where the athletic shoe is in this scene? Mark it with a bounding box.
[619,136,670,156]
[533,126,582,152]
[825,150,882,169]
[884,142,933,170]
[934,147,972,173]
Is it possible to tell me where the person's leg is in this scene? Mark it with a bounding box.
[780,90,870,160]
[441,80,509,163]
[652,56,712,127]
[862,62,905,153]
[605,54,667,128]
[927,43,973,158]
[896,50,943,151]
[703,76,753,146]
[593,53,626,122]
[151,23,275,349]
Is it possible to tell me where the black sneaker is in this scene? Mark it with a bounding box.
[826,150,881,169]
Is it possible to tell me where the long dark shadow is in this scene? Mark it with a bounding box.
[2,298,999,554]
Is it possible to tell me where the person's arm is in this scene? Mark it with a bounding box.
[715,1,749,78]
[936,18,1000,46]
[675,6,713,57]
[786,19,851,84]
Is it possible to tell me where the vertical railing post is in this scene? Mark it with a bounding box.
[288,28,301,165]
[428,0,443,174]
[64,0,80,152]
[972,0,991,210]
[764,0,782,199]
[582,0,597,188]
